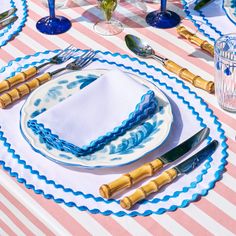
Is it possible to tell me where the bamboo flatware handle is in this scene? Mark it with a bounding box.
[0,73,51,108]
[164,59,214,93]
[99,159,164,199]
[0,67,38,93]
[120,168,178,210]
[177,26,214,57]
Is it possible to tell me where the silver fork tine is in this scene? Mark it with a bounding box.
[56,45,78,60]
[0,44,78,94]
[75,50,95,65]
[77,50,93,61]
[61,48,77,61]
[0,49,96,108]
[79,51,96,68]
[59,45,76,58]
[50,50,95,76]
[62,48,89,63]
[53,44,73,58]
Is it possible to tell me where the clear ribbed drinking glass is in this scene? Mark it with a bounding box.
[215,34,236,112]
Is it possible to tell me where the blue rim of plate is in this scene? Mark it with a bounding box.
[181,0,222,42]
[0,0,28,48]
[0,50,228,216]
[222,0,236,26]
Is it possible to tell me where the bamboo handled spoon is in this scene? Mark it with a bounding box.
[125,34,214,93]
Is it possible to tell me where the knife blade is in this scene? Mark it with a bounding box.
[174,140,218,174]
[99,127,210,199]
[0,8,17,22]
[120,140,218,209]
[159,127,209,164]
[194,0,212,10]
[0,16,18,30]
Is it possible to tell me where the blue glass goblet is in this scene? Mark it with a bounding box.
[36,0,71,35]
[145,0,180,29]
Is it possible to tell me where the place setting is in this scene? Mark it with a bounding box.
[0,0,28,48]
[0,40,227,216]
[0,0,232,224]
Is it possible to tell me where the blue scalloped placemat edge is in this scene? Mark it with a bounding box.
[181,0,222,42]
[0,50,228,217]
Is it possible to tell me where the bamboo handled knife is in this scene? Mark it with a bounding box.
[99,127,210,199]
[120,140,218,209]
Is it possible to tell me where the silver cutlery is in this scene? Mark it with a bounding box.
[0,16,18,30]
[120,140,218,209]
[0,8,18,30]
[0,8,17,22]
[0,50,96,108]
[0,45,78,93]
[125,34,214,93]
[100,127,209,199]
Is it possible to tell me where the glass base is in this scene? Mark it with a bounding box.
[94,20,123,36]
[146,10,181,29]
[218,96,236,113]
[36,16,71,35]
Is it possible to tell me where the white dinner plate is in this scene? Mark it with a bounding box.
[20,69,173,168]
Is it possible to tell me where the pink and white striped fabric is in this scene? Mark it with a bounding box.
[0,0,236,235]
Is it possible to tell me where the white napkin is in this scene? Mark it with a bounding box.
[28,70,157,156]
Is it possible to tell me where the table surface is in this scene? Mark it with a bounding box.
[0,0,236,235]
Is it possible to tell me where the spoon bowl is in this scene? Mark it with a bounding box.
[125,35,153,57]
[125,34,165,64]
[124,34,214,93]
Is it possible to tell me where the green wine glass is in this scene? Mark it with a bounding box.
[94,0,123,36]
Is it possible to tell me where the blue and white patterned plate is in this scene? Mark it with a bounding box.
[0,0,27,48]
[20,69,173,168]
[223,0,236,25]
[0,50,227,216]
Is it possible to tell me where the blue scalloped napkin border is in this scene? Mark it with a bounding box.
[0,50,228,217]
[0,0,28,48]
[27,91,158,157]
[181,0,222,42]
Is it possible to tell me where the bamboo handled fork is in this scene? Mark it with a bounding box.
[0,45,78,94]
[0,50,96,108]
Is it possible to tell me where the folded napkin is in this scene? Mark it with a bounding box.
[28,70,158,156]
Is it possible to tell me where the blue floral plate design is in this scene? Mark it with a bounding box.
[20,69,173,168]
[223,0,236,25]
[0,50,227,216]
[0,0,27,48]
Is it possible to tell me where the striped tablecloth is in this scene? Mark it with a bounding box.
[0,0,236,235]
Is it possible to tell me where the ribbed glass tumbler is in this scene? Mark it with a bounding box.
[215,34,236,112]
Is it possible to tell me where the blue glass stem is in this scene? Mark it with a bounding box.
[161,0,166,12]
[48,0,56,18]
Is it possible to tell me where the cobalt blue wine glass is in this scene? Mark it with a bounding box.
[36,0,71,35]
[145,0,181,29]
